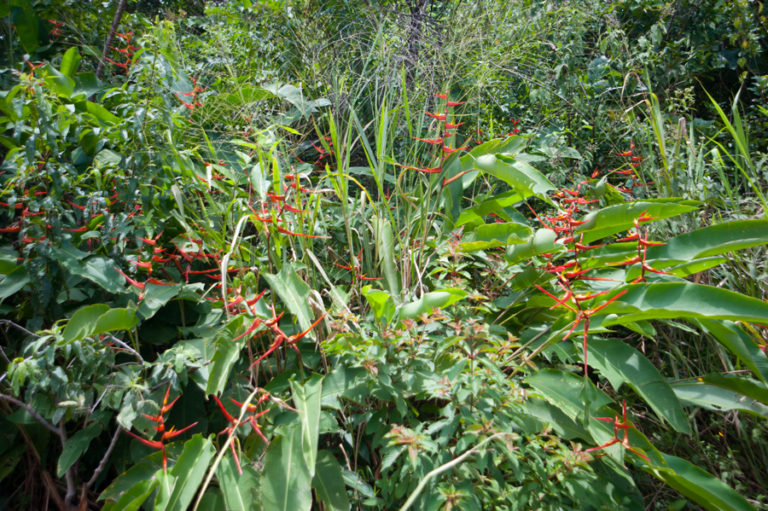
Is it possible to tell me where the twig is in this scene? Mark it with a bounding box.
[87,426,122,489]
[0,318,38,338]
[0,393,61,436]
[105,335,144,363]
[399,432,512,511]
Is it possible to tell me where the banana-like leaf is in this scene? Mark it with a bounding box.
[587,339,690,434]
[671,377,768,419]
[599,282,768,325]
[291,374,323,477]
[697,319,768,384]
[471,153,555,206]
[312,451,350,511]
[646,219,768,263]
[574,200,700,243]
[645,453,756,511]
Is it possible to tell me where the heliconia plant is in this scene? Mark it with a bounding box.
[1,4,767,510]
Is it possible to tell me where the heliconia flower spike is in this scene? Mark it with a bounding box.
[444,122,464,129]
[446,100,465,107]
[425,112,447,121]
[412,137,444,145]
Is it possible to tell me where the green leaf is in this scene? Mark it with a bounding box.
[574,200,700,243]
[12,4,39,53]
[206,317,247,396]
[361,286,395,324]
[647,220,768,264]
[63,304,110,343]
[167,434,216,511]
[313,451,350,511]
[260,424,313,511]
[58,423,102,477]
[471,153,555,205]
[505,228,560,264]
[290,374,323,477]
[671,378,768,419]
[93,308,138,337]
[646,453,756,511]
[600,282,768,325]
[374,216,400,298]
[215,456,257,511]
[399,288,467,319]
[264,266,313,331]
[587,339,690,434]
[460,221,531,251]
[53,245,123,294]
[0,265,29,301]
[698,320,768,384]
[138,283,181,319]
[83,101,121,125]
[108,478,158,511]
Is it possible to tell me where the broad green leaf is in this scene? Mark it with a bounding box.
[646,453,756,511]
[587,339,690,434]
[54,245,123,294]
[12,4,39,53]
[313,451,350,511]
[471,153,555,205]
[600,282,768,326]
[215,456,257,511]
[63,304,110,343]
[83,101,121,125]
[0,265,29,300]
[671,378,768,419]
[505,228,560,264]
[260,424,312,511]
[399,288,467,319]
[291,374,323,477]
[459,221,531,251]
[99,453,163,502]
[44,68,75,98]
[574,200,700,243]
[647,220,768,263]
[107,478,157,511]
[206,316,247,396]
[93,308,138,337]
[361,286,395,324]
[166,435,216,511]
[698,320,768,384]
[264,266,313,332]
[58,423,102,477]
[138,283,181,319]
[60,47,81,77]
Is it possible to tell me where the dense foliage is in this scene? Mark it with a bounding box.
[1,0,767,510]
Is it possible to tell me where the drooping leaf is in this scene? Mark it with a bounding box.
[645,453,756,511]
[471,153,555,205]
[671,378,768,419]
[587,339,690,434]
[574,200,700,243]
[599,282,768,326]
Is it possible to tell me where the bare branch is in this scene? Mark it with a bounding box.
[87,426,122,489]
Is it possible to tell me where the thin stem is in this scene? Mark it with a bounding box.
[87,426,122,489]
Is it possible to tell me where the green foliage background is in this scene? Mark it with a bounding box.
[0,0,767,509]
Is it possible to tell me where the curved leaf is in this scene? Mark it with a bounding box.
[574,200,700,243]
[261,424,312,511]
[646,453,756,511]
[600,282,768,325]
[587,339,690,434]
[399,288,467,319]
[647,219,768,263]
